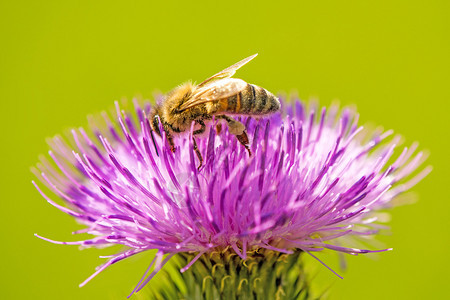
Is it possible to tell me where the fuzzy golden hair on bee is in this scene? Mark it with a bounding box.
[166,82,196,107]
[149,54,280,170]
[149,82,194,135]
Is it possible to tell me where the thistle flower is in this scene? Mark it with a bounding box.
[33,98,430,298]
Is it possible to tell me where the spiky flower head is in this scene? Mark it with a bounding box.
[33,98,430,298]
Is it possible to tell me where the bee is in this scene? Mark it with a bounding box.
[150,54,280,170]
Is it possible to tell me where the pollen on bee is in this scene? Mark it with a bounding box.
[228,121,245,135]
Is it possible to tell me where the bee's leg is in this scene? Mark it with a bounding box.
[162,124,176,153]
[216,115,252,156]
[216,123,223,134]
[192,137,203,171]
[167,134,176,153]
[192,120,206,170]
[193,120,206,135]
[236,131,252,157]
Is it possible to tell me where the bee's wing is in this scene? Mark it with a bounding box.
[178,78,248,112]
[197,53,257,87]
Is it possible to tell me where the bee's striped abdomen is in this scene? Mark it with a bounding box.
[214,83,280,116]
[241,84,280,115]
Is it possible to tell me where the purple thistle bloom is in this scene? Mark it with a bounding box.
[33,98,430,297]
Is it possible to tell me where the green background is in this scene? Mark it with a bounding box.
[1,1,448,299]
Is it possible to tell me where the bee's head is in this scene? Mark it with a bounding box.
[149,107,162,137]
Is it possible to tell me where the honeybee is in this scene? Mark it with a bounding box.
[150,54,280,170]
